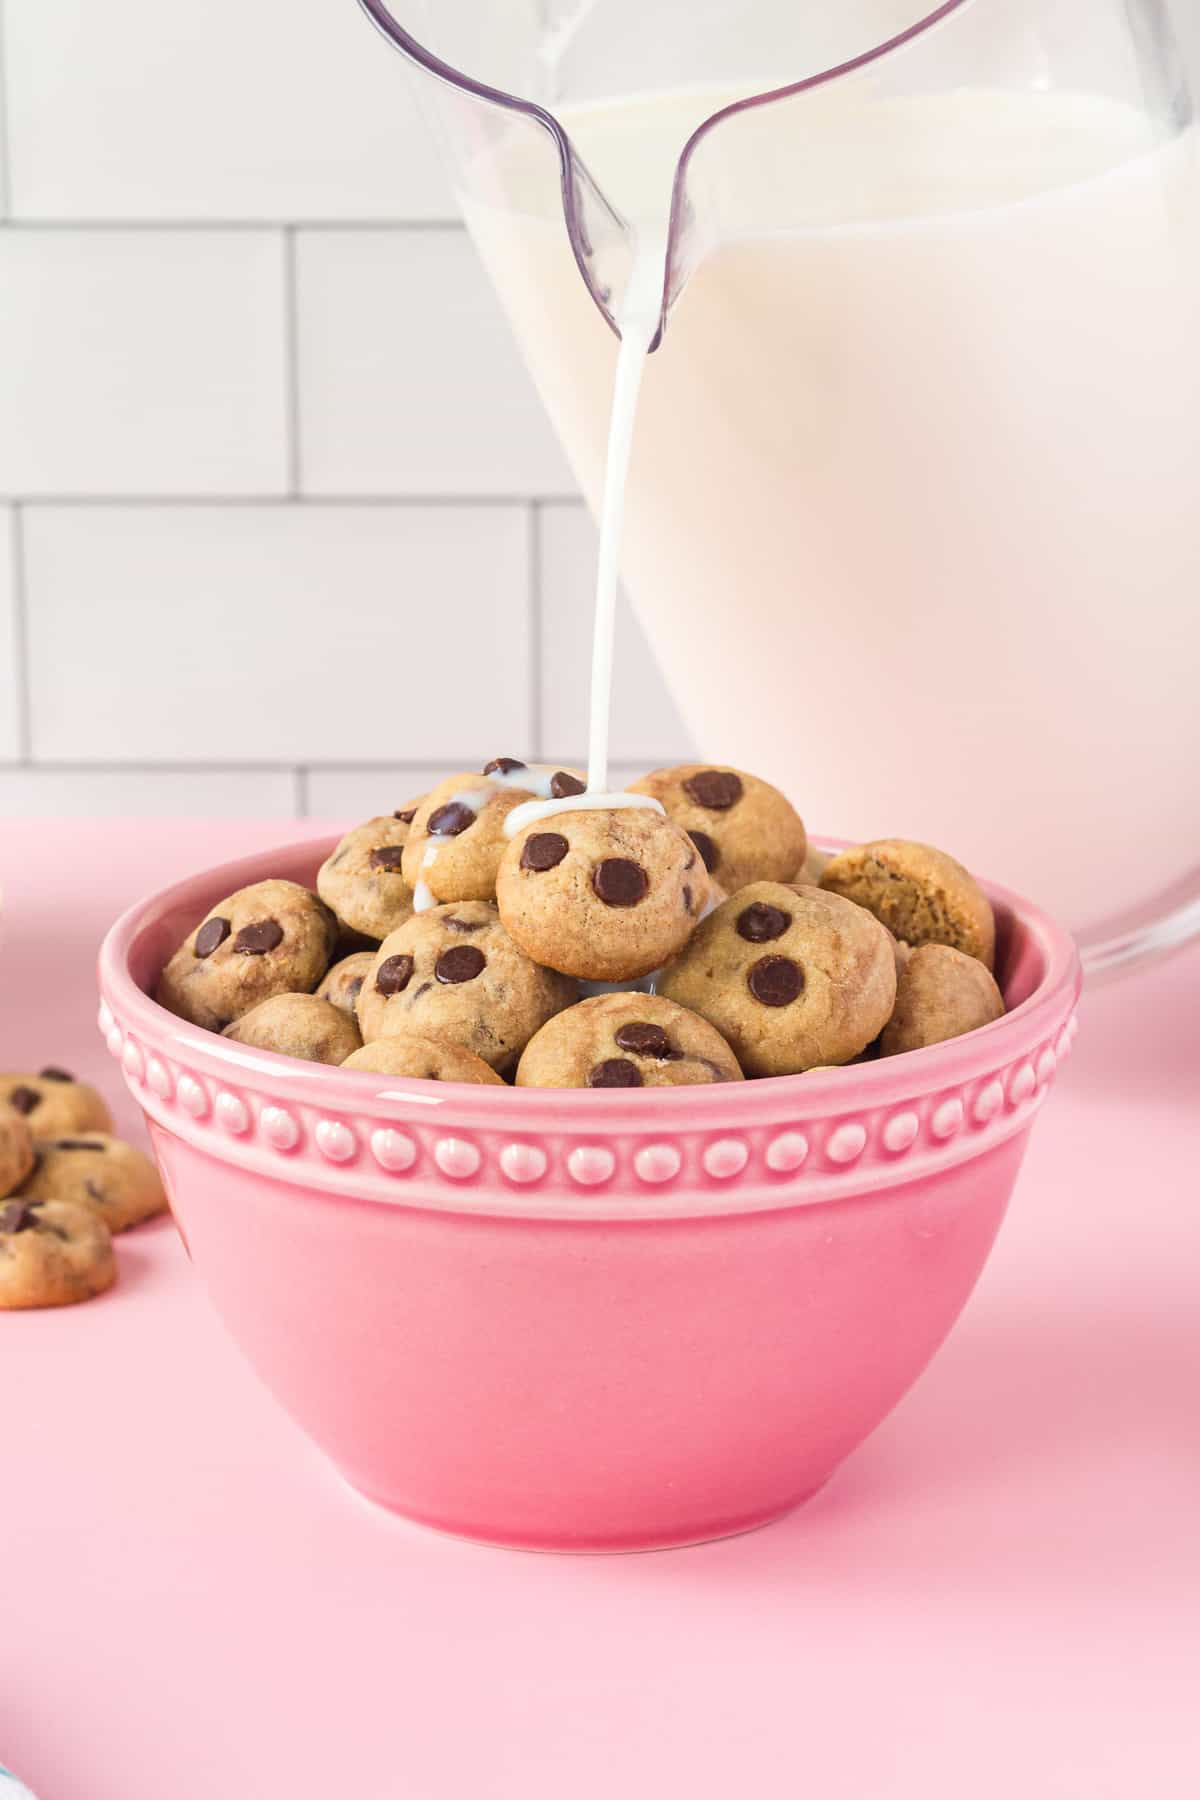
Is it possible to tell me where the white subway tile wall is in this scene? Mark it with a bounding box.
[0,1,692,818]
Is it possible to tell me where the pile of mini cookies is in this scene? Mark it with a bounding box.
[0,1070,167,1310]
[153,759,1006,1091]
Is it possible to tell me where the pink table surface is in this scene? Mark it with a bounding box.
[2,819,1197,1800]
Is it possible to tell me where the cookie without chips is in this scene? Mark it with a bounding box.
[223,993,363,1065]
[316,951,377,1020]
[880,944,1005,1057]
[0,1198,116,1308]
[342,1036,506,1084]
[20,1134,167,1233]
[820,839,995,970]
[516,993,744,1089]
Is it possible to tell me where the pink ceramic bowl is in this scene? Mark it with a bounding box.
[98,837,1080,1553]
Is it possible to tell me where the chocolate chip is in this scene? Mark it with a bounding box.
[0,1200,36,1234]
[435,945,486,985]
[688,831,720,874]
[737,903,790,943]
[348,977,364,1004]
[550,771,586,798]
[593,858,649,907]
[443,916,486,933]
[39,1067,74,1083]
[233,919,284,956]
[375,954,415,996]
[614,1022,674,1059]
[587,1058,644,1088]
[483,757,526,777]
[428,802,475,837]
[368,846,407,872]
[194,916,231,959]
[682,885,693,911]
[521,832,568,873]
[53,1138,103,1152]
[683,769,744,810]
[747,955,804,1007]
[8,1086,40,1115]
[84,1179,106,1205]
[393,807,417,824]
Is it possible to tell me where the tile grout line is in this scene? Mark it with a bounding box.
[4,493,579,510]
[527,501,544,759]
[0,0,11,220]
[281,226,302,497]
[9,504,31,761]
[293,766,310,818]
[0,217,464,233]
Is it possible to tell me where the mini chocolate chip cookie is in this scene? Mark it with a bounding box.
[820,839,996,970]
[157,878,339,1033]
[0,1112,35,1198]
[316,814,418,942]
[627,764,806,894]
[402,764,586,906]
[496,806,707,981]
[357,901,577,1073]
[880,944,1005,1057]
[0,1069,113,1139]
[223,994,363,1065]
[516,993,744,1089]
[316,951,376,1019]
[658,882,897,1076]
[342,1037,506,1084]
[0,1198,116,1308]
[20,1134,167,1233]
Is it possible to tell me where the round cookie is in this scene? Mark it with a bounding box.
[820,839,995,970]
[223,994,362,1065]
[516,993,744,1089]
[0,1112,34,1197]
[20,1134,167,1233]
[157,878,338,1033]
[658,882,897,1077]
[357,901,577,1074]
[497,806,708,982]
[0,1068,113,1139]
[316,814,418,942]
[0,1198,116,1308]
[402,763,587,907]
[342,1037,506,1084]
[627,764,806,894]
[316,951,376,1020]
[880,944,1005,1057]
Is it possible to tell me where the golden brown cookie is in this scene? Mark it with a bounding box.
[0,1069,113,1140]
[516,993,744,1089]
[0,1112,35,1198]
[316,951,377,1020]
[402,763,587,906]
[157,878,339,1032]
[880,944,1005,1057]
[356,901,577,1073]
[316,814,418,942]
[820,839,995,970]
[497,806,707,981]
[223,994,363,1065]
[20,1134,167,1233]
[0,1198,116,1308]
[342,1037,506,1084]
[627,764,806,894]
[658,882,897,1077]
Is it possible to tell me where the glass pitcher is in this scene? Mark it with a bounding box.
[355,0,1200,977]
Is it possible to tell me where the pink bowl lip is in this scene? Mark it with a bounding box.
[98,832,1081,1180]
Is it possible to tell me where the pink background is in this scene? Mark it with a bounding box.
[2,820,1197,1799]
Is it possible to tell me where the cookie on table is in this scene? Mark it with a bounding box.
[496,806,707,982]
[516,993,744,1089]
[342,1037,506,1084]
[316,813,419,943]
[316,951,377,1020]
[157,878,338,1033]
[880,944,1005,1057]
[820,839,995,970]
[20,1134,167,1233]
[0,1112,35,1198]
[658,882,897,1077]
[0,1198,116,1308]
[223,993,362,1065]
[357,901,577,1074]
[627,764,806,894]
[0,1068,113,1139]
[401,762,587,906]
